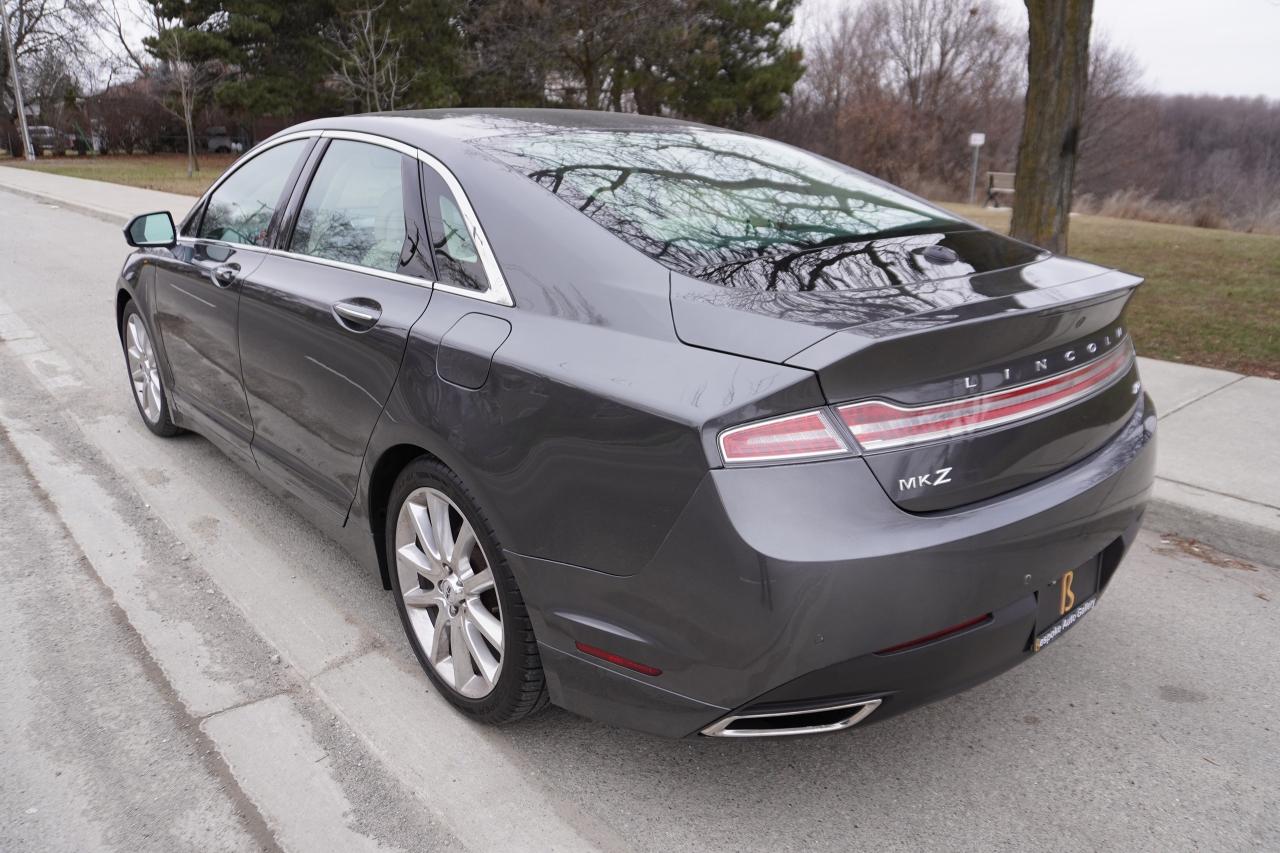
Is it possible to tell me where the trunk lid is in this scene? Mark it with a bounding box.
[671,230,1144,512]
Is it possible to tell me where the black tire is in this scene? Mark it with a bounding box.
[386,456,549,724]
[120,300,181,437]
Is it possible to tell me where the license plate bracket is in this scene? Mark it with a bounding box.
[1032,558,1101,652]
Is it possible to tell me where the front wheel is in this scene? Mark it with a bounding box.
[121,301,180,436]
[387,458,548,724]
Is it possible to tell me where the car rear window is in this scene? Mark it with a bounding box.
[476,128,961,284]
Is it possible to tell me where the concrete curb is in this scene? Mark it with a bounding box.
[0,181,131,226]
[1146,479,1280,568]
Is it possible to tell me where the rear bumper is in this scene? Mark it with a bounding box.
[509,394,1157,738]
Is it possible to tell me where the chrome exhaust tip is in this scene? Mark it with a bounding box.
[700,697,882,738]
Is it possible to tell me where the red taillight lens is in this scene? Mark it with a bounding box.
[719,410,848,465]
[838,342,1134,452]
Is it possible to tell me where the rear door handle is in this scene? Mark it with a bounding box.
[211,263,240,287]
[333,300,382,329]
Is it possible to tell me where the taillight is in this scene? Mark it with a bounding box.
[838,341,1133,451]
[719,410,847,465]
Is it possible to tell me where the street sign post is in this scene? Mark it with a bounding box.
[967,132,986,205]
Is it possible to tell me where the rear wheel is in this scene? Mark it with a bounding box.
[387,457,548,723]
[121,302,179,437]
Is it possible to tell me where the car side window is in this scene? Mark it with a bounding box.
[290,140,409,274]
[198,139,306,246]
[422,167,490,292]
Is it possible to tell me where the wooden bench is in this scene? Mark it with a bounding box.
[985,171,1015,207]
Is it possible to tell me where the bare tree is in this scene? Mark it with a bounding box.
[774,0,1022,191]
[1010,0,1094,252]
[153,25,220,176]
[326,2,413,112]
[1,0,97,152]
[94,0,223,177]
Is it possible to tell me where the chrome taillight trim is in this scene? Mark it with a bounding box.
[700,698,883,738]
[838,341,1135,451]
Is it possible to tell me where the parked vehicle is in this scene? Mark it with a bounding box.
[205,126,243,154]
[26,125,61,157]
[115,110,1156,738]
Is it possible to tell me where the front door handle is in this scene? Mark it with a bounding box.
[211,263,240,287]
[333,300,382,329]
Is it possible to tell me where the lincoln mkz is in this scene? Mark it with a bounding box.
[116,110,1156,738]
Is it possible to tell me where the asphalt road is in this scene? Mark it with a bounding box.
[1,192,1278,852]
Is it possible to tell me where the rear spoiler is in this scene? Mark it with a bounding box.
[786,264,1143,404]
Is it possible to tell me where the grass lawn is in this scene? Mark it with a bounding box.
[1,152,238,196]
[944,204,1280,379]
[2,155,1275,377]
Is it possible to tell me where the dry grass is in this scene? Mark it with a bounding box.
[1,153,238,196]
[947,203,1280,379]
[1074,190,1233,232]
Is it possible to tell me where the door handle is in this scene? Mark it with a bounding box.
[333,300,382,329]
[211,263,241,287]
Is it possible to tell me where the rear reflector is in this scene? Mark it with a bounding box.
[838,342,1133,451]
[574,642,662,676]
[875,613,992,655]
[719,410,847,465]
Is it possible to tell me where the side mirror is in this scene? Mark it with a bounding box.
[124,211,177,248]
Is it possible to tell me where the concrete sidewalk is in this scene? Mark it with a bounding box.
[1139,361,1280,564]
[3,165,1277,564]
[0,164,196,225]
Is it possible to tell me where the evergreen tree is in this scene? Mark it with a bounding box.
[672,0,804,128]
[459,0,803,126]
[152,0,342,117]
[142,0,801,125]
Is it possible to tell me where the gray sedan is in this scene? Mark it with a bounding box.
[115,109,1156,738]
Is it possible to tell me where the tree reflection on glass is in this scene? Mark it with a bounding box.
[290,140,406,274]
[198,139,306,247]
[421,167,489,291]
[479,129,966,292]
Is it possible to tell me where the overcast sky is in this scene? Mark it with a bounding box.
[797,0,1280,100]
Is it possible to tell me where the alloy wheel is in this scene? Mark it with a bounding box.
[125,314,162,424]
[394,487,504,699]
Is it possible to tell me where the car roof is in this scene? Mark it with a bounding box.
[274,109,728,236]
[365,108,710,139]
[281,109,717,155]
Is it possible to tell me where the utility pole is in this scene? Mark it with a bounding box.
[967,132,985,206]
[2,0,35,161]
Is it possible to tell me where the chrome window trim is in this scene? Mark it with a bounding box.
[186,127,514,306]
[176,236,434,290]
[412,146,514,307]
[321,130,513,306]
[184,130,318,234]
[264,247,434,288]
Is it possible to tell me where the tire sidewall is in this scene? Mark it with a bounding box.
[386,457,528,720]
